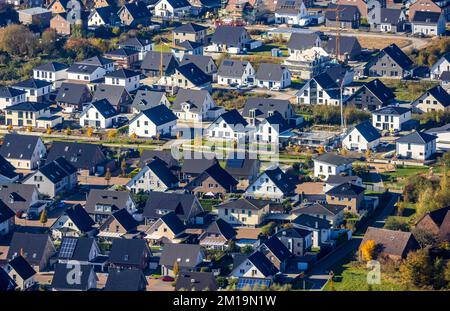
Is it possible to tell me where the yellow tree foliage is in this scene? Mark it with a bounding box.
[27,126,33,132]
[340,148,348,156]
[107,129,117,139]
[130,132,138,139]
[46,127,52,135]
[65,127,71,136]
[173,261,180,277]
[86,127,94,137]
[361,239,376,261]
[317,146,325,154]
[7,124,12,131]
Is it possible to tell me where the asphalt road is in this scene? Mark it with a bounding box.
[305,192,400,290]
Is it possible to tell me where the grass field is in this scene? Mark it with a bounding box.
[355,36,411,50]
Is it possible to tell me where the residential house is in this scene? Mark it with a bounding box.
[50,12,87,36]
[313,153,354,179]
[207,26,251,54]
[142,192,204,225]
[77,56,115,73]
[84,189,136,223]
[118,37,154,61]
[79,99,118,129]
[343,121,381,151]
[396,131,437,160]
[409,0,450,22]
[57,237,107,272]
[117,2,152,27]
[109,239,152,270]
[255,63,292,90]
[325,182,366,215]
[217,59,255,87]
[258,236,292,272]
[47,0,81,14]
[369,7,406,32]
[292,214,332,248]
[55,83,92,113]
[145,211,186,244]
[284,46,331,79]
[415,206,450,242]
[296,72,342,106]
[139,150,179,171]
[199,219,236,250]
[336,0,373,18]
[325,175,363,192]
[4,102,58,129]
[12,78,52,102]
[104,69,140,92]
[0,134,46,170]
[32,62,68,89]
[243,98,297,126]
[207,109,249,142]
[186,162,238,197]
[175,271,218,291]
[426,123,450,151]
[345,78,396,111]
[292,202,345,228]
[92,84,133,112]
[66,63,106,83]
[0,269,16,291]
[180,54,217,75]
[275,227,313,257]
[159,243,205,276]
[360,227,419,260]
[171,40,204,60]
[173,22,209,44]
[104,268,148,291]
[127,157,179,193]
[168,62,212,90]
[230,251,279,279]
[50,204,96,239]
[225,154,261,190]
[372,106,413,132]
[0,87,26,111]
[51,263,97,291]
[253,112,291,144]
[325,4,361,29]
[18,7,51,27]
[412,85,450,113]
[23,157,78,198]
[245,166,296,202]
[366,44,414,78]
[0,155,19,184]
[323,36,362,61]
[104,48,140,70]
[3,256,36,291]
[172,89,224,121]
[46,141,111,175]
[215,198,271,226]
[88,6,120,28]
[411,11,446,36]
[181,156,219,180]
[274,0,308,25]
[0,184,39,214]
[7,232,56,272]
[141,51,179,77]
[128,104,178,138]
[154,0,192,17]
[131,89,170,114]
[98,208,139,239]
[0,200,15,236]
[430,52,450,79]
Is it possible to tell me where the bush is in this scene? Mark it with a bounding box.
[384,216,409,232]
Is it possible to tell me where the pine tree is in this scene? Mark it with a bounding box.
[120,159,127,177]
[39,209,47,226]
[173,261,180,277]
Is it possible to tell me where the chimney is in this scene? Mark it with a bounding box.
[282,231,286,236]
[315,221,318,229]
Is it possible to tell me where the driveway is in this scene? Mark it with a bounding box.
[147,278,175,291]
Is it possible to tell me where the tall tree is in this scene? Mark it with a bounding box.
[39,209,48,226]
[104,168,112,186]
[120,158,127,177]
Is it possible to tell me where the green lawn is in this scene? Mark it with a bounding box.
[380,166,430,190]
[199,199,221,212]
[248,43,288,57]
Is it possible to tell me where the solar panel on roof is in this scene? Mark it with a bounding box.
[59,238,78,259]
[236,278,271,290]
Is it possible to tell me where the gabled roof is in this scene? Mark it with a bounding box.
[381,44,414,70]
[187,162,238,191]
[292,202,345,217]
[423,85,450,107]
[218,59,250,78]
[176,40,203,51]
[109,208,139,232]
[0,86,26,98]
[362,78,395,103]
[175,272,218,291]
[325,182,365,197]
[350,121,381,143]
[325,4,360,21]
[47,141,107,170]
[159,243,202,268]
[439,71,450,82]
[105,48,139,57]
[4,102,50,112]
[204,218,236,240]
[326,175,360,185]
[33,61,68,72]
[255,63,289,81]
[181,157,218,175]
[93,84,131,107]
[247,251,279,277]
[275,227,312,239]
[276,0,304,14]
[324,35,361,56]
[372,106,411,115]
[119,2,151,19]
[243,98,292,120]
[77,56,114,67]
[0,268,16,291]
[173,89,211,113]
[119,37,152,48]
[396,131,437,144]
[34,156,77,184]
[174,22,208,33]
[0,134,43,161]
[211,26,248,46]
[287,32,321,51]
[64,204,95,232]
[418,206,450,228]
[411,11,442,23]
[51,263,94,290]
[292,214,331,229]
[85,189,132,215]
[58,237,97,262]
[7,233,54,266]
[105,68,140,79]
[260,236,291,262]
[176,62,211,86]
[263,112,290,132]
[91,5,117,23]
[215,109,248,126]
[361,227,418,257]
[131,89,167,112]
[159,211,186,235]
[139,150,178,169]
[379,8,403,25]
[105,268,147,291]
[225,155,259,178]
[165,0,191,8]
[141,51,178,72]
[109,239,150,266]
[83,99,118,119]
[0,199,15,223]
[67,63,102,74]
[261,166,296,195]
[143,192,199,222]
[216,197,271,211]
[0,155,18,180]
[137,157,179,187]
[7,256,36,280]
[181,54,216,74]
[55,82,91,105]
[135,104,177,126]
[13,78,52,90]
[0,184,38,213]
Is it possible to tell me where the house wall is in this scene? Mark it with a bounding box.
[0,218,14,236]
[414,93,449,113]
[208,118,246,142]
[313,160,352,180]
[128,168,173,193]
[409,0,442,20]
[189,175,228,196]
[0,93,26,111]
[343,128,380,151]
[431,57,450,79]
[50,15,71,35]
[278,234,312,256]
[67,67,106,82]
[217,205,268,226]
[296,81,340,106]
[154,0,191,17]
[326,193,363,215]
[105,75,140,92]
[245,173,286,201]
[50,214,82,239]
[33,69,67,88]
[396,140,436,160]
[3,139,46,170]
[368,52,409,78]
[256,71,291,89]
[346,86,386,111]
[80,106,115,129]
[173,29,207,44]
[129,114,176,138]
[5,106,52,128]
[412,21,446,36]
[146,219,177,243]
[372,111,411,131]
[5,265,34,290]
[230,259,268,278]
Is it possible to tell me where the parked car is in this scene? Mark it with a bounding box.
[161,276,174,282]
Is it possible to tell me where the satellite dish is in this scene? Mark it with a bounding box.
[66,0,82,24]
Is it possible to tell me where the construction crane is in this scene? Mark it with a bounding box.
[325,3,341,60]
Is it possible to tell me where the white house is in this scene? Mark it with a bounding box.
[3,256,36,291]
[0,87,26,111]
[104,68,140,92]
[154,0,191,18]
[343,121,381,152]
[254,113,290,144]
[118,37,154,61]
[313,153,354,179]
[126,157,179,193]
[79,99,118,129]
[206,26,251,54]
[50,205,95,240]
[217,60,255,87]
[396,131,437,161]
[411,11,446,36]
[296,71,348,106]
[430,53,450,79]
[0,134,47,170]
[172,89,224,122]
[207,109,248,142]
[66,64,106,82]
[12,79,52,103]
[372,106,412,132]
[128,104,177,138]
[0,202,14,236]
[88,6,119,28]
[33,62,68,89]
[255,63,291,90]
[245,166,296,202]
[274,0,308,25]
[229,251,278,279]
[426,124,450,151]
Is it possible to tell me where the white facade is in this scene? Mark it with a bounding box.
[67,67,106,82]
[154,0,191,17]
[0,92,26,111]
[33,68,67,89]
[127,166,176,193]
[372,110,411,131]
[313,160,352,180]
[79,105,117,129]
[5,138,47,170]
[207,118,247,142]
[275,3,308,25]
[343,128,380,151]
[50,214,84,240]
[217,62,255,87]
[396,140,436,161]
[230,258,271,278]
[412,15,446,36]
[13,85,51,103]
[254,120,282,144]
[430,56,450,79]
[256,68,291,90]
[88,11,109,27]
[245,172,285,201]
[297,81,340,106]
[129,113,177,138]
[174,92,224,122]
[105,74,140,92]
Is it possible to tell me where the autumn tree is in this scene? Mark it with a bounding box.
[340,148,348,156]
[360,239,377,261]
[86,127,94,137]
[40,29,58,55]
[120,158,127,177]
[173,261,180,277]
[400,248,434,288]
[104,168,111,186]
[107,129,118,139]
[39,209,48,226]
[46,127,52,135]
[65,127,72,136]
[0,24,38,57]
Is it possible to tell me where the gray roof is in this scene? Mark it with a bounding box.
[292,202,345,217]
[55,82,92,105]
[129,157,178,188]
[181,54,216,74]
[211,26,248,46]
[181,157,218,175]
[33,61,68,72]
[143,192,199,222]
[93,84,131,107]
[0,154,18,180]
[67,63,101,74]
[13,78,52,90]
[314,153,355,166]
[325,4,360,22]
[109,238,150,266]
[381,44,414,71]
[324,35,361,56]
[131,90,166,112]
[119,37,152,48]
[174,22,208,33]
[46,141,107,171]
[7,233,54,266]
[246,251,278,277]
[0,134,43,161]
[7,256,36,281]
[105,268,147,291]
[217,59,250,79]
[139,150,179,169]
[175,272,217,291]
[243,98,292,119]
[412,11,442,23]
[396,131,437,144]
[82,99,118,119]
[4,101,50,112]
[176,62,211,86]
[105,68,140,79]
[186,162,238,191]
[172,89,211,113]
[424,85,450,107]
[32,157,76,184]
[372,106,411,115]
[216,198,271,211]
[0,200,14,223]
[51,263,94,290]
[326,175,360,185]
[325,182,365,197]
[225,155,259,179]
[57,237,97,262]
[287,32,321,50]
[85,189,132,215]
[293,214,331,229]
[133,104,177,126]
[141,51,178,74]
[0,86,26,98]
[255,63,289,82]
[361,227,418,258]
[379,8,403,24]
[263,166,296,195]
[351,121,381,143]
[77,56,114,67]
[108,208,139,232]
[276,0,304,14]
[0,184,37,213]
[159,244,203,268]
